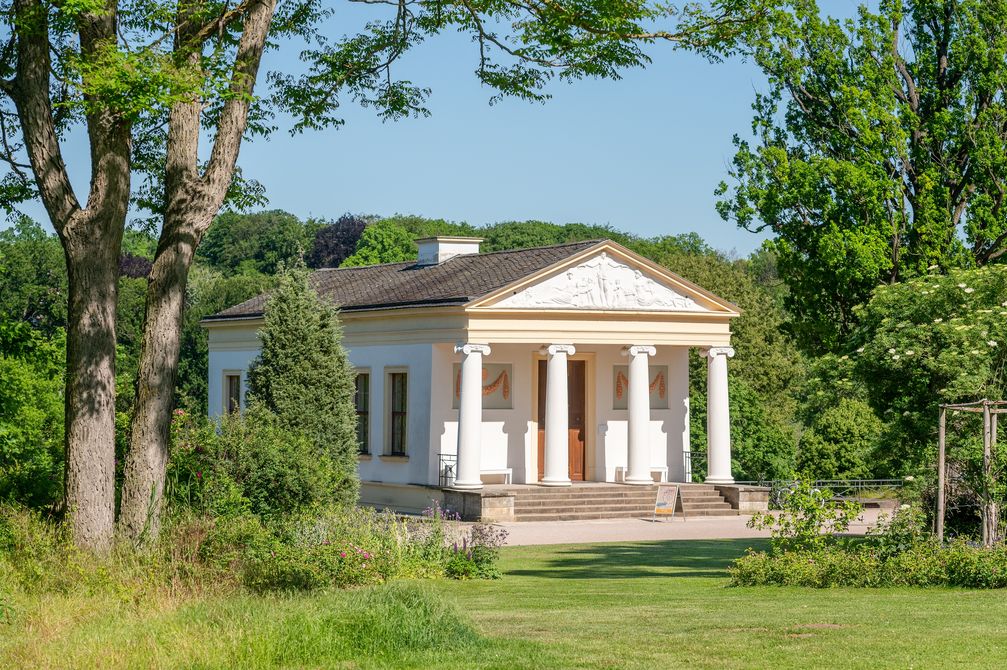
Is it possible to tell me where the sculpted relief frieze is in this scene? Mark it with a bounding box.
[494,253,707,312]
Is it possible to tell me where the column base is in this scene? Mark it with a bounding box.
[539,478,572,487]
[624,476,654,486]
[704,476,735,485]
[450,480,485,490]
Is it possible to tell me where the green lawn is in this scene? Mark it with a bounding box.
[5,539,1007,668]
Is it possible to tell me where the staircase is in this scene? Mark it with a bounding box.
[677,483,738,517]
[499,483,738,521]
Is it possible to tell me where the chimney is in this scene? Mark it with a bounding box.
[415,236,483,266]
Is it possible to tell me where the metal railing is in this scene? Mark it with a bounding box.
[734,478,906,508]
[438,453,457,488]
[683,451,707,483]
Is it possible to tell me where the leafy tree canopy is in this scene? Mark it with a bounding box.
[305,214,373,269]
[796,397,879,480]
[718,0,1007,352]
[0,218,67,334]
[198,210,321,275]
[0,322,64,509]
[341,219,418,267]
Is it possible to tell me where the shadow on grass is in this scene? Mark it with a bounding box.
[506,538,768,580]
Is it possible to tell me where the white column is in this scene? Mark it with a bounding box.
[703,346,735,484]
[453,343,491,489]
[624,345,656,485]
[541,344,575,486]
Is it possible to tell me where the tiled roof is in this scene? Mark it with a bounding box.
[205,240,602,320]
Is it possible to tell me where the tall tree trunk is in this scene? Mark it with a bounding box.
[118,0,275,542]
[62,230,121,552]
[10,0,131,551]
[118,211,208,540]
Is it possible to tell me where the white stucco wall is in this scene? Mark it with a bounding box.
[207,327,261,418]
[207,326,437,486]
[350,343,434,486]
[430,343,536,485]
[591,345,690,483]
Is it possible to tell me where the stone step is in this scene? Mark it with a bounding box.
[519,501,652,511]
[506,492,658,502]
[514,505,740,521]
[513,496,660,509]
[492,483,741,521]
[679,502,733,511]
[514,510,656,521]
[679,508,739,517]
[501,486,656,494]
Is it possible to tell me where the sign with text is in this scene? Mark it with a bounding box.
[653,484,680,521]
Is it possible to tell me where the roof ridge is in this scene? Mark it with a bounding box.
[447,238,604,260]
[314,260,415,272]
[312,238,606,273]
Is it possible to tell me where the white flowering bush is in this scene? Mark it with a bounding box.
[845,265,1007,474]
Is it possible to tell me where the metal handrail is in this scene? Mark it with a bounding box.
[683,451,707,483]
[438,453,457,488]
[734,478,906,508]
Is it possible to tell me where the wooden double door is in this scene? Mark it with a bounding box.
[537,359,587,481]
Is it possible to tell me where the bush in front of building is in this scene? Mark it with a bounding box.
[444,523,509,580]
[247,263,359,508]
[167,407,342,521]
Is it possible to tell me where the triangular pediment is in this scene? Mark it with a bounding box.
[475,247,728,313]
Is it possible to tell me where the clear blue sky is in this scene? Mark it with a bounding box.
[9,10,805,256]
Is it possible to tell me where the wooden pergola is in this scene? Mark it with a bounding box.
[937,399,1006,546]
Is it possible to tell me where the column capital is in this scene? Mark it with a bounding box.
[455,343,491,356]
[701,346,735,359]
[541,344,576,356]
[622,345,656,358]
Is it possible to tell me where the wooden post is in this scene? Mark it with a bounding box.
[993,410,1000,545]
[937,406,946,543]
[983,402,993,548]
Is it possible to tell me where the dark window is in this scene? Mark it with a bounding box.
[225,374,241,414]
[388,372,408,456]
[355,373,370,454]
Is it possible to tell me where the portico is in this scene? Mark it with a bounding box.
[449,340,736,490]
[204,236,742,516]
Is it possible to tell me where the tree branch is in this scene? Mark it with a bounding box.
[203,0,274,208]
[10,0,80,231]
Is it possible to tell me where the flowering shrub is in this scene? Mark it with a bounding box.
[846,264,1007,475]
[864,504,929,560]
[244,541,391,592]
[445,524,509,580]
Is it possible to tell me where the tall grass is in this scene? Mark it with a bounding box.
[0,505,489,669]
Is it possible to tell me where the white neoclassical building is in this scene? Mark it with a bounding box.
[204,237,756,518]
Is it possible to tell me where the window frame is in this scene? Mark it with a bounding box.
[223,371,243,415]
[354,370,371,455]
[385,368,409,457]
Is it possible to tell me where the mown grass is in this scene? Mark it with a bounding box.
[6,538,1007,668]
